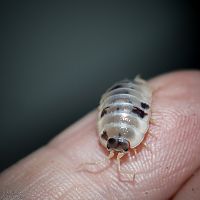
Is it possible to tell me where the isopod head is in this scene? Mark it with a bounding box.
[107,135,130,153]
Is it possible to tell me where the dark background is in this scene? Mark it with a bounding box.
[0,1,199,172]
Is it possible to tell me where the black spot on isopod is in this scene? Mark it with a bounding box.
[107,138,118,149]
[116,107,120,111]
[100,106,109,118]
[101,131,108,140]
[132,106,147,118]
[141,102,149,109]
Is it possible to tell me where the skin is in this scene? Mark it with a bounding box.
[0,70,200,200]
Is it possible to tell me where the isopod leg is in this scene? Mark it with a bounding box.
[107,150,115,159]
[143,142,152,153]
[150,118,156,125]
[133,148,138,161]
[148,130,157,139]
[116,152,125,172]
[117,152,135,179]
[134,148,137,156]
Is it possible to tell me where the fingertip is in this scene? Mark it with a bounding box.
[1,70,200,200]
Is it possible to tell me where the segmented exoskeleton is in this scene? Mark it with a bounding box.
[97,76,152,171]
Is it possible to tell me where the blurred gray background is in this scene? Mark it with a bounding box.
[0,1,199,171]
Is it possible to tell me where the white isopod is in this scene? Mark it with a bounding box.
[97,76,152,172]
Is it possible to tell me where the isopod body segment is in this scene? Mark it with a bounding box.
[97,76,152,156]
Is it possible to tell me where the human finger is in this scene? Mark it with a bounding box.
[0,70,200,200]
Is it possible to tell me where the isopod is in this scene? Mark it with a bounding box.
[97,75,152,172]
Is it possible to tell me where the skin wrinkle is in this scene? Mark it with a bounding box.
[0,149,45,188]
[40,150,102,199]
[98,174,115,199]
[106,174,121,199]
[65,167,104,199]
[173,167,200,200]
[170,143,200,199]
[171,171,198,200]
[57,175,86,200]
[35,168,71,200]
[77,181,103,200]
[30,153,71,188]
[132,152,154,179]
[59,181,78,199]
[23,170,52,199]
[67,160,109,199]
[17,149,79,200]
[108,167,136,199]
[158,134,197,195]
[98,166,118,199]
[82,176,105,199]
[0,70,200,200]
[23,160,65,199]
[62,184,89,200]
[0,150,52,199]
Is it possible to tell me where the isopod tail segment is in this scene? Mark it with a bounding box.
[75,150,115,172]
